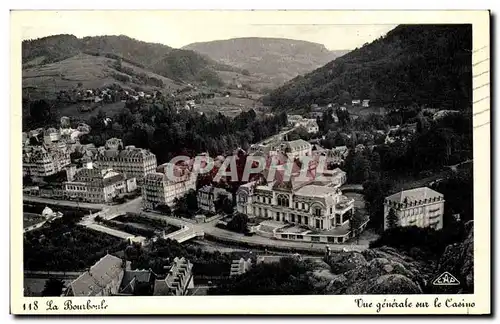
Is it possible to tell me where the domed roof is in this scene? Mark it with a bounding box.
[42,206,54,217]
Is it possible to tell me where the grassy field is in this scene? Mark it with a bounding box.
[22,53,182,99]
[22,52,272,121]
[23,214,46,228]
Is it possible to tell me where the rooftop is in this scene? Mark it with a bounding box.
[386,187,444,204]
[295,185,337,197]
[68,254,125,296]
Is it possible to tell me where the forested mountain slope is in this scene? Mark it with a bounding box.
[264,25,472,110]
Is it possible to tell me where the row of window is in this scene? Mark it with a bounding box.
[279,234,347,243]
[401,206,442,217]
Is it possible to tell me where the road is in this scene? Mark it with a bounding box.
[23,195,104,210]
[26,196,370,252]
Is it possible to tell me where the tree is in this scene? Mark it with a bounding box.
[29,99,53,124]
[42,278,65,296]
[214,194,233,215]
[349,211,365,243]
[226,213,248,233]
[386,208,399,230]
[156,204,172,215]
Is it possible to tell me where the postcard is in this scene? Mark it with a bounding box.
[10,9,490,315]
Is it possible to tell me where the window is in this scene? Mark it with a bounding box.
[315,208,322,216]
[311,236,320,242]
[277,194,289,207]
[291,214,295,222]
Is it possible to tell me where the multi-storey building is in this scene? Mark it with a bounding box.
[65,254,154,296]
[95,138,157,186]
[23,146,71,178]
[197,185,233,213]
[248,139,312,160]
[43,127,61,145]
[153,257,194,296]
[236,169,354,231]
[230,258,253,277]
[63,167,137,203]
[142,163,196,209]
[383,187,445,230]
[304,119,319,133]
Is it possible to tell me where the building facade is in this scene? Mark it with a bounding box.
[65,254,154,296]
[23,146,71,178]
[304,119,319,133]
[153,257,194,296]
[236,178,354,231]
[95,138,157,186]
[63,167,137,203]
[65,254,129,296]
[230,258,253,277]
[142,163,196,209]
[197,185,233,213]
[383,187,445,230]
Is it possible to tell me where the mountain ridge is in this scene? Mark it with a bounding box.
[22,34,253,96]
[183,37,349,87]
[264,24,472,110]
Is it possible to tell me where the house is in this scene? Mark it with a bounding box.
[326,146,349,165]
[65,254,154,296]
[142,162,196,209]
[362,100,370,107]
[279,139,312,160]
[95,138,157,186]
[23,146,71,178]
[383,187,445,230]
[287,115,304,126]
[153,257,194,296]
[64,167,137,203]
[197,185,233,213]
[320,168,347,187]
[385,123,418,144]
[230,258,252,277]
[304,119,319,134]
[351,99,361,106]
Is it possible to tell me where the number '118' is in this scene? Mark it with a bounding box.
[23,302,38,311]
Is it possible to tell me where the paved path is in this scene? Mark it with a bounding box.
[23,196,104,210]
[85,223,133,239]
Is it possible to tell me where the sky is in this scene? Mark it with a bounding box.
[15,11,397,50]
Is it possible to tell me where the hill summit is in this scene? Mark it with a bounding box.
[264,25,472,110]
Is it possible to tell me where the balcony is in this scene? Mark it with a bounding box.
[335,196,354,213]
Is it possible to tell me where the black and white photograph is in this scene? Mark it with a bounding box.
[10,9,490,315]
